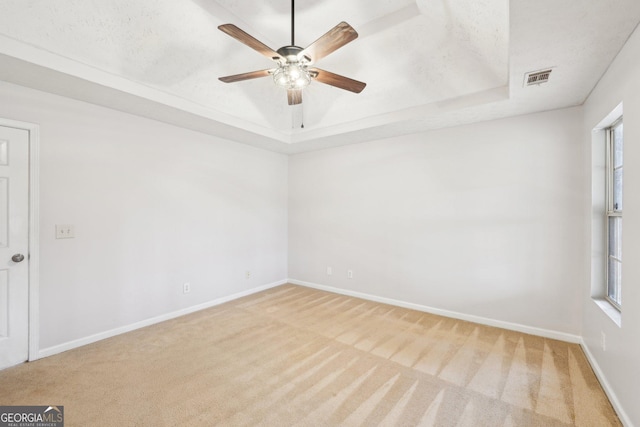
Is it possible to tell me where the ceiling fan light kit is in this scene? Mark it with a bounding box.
[272,46,313,89]
[218,0,366,106]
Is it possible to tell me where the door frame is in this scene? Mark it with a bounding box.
[0,118,40,362]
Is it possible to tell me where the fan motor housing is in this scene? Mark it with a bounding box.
[277,45,305,61]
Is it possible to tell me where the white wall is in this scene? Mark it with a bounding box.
[0,81,288,351]
[582,23,640,427]
[289,107,586,336]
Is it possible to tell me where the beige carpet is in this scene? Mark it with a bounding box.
[0,284,620,426]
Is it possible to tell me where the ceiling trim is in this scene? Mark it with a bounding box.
[0,34,291,146]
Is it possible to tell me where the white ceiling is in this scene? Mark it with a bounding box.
[0,0,639,153]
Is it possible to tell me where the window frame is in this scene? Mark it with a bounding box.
[605,116,623,310]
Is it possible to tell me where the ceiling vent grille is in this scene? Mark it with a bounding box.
[524,69,552,86]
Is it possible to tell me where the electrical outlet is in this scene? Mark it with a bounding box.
[246,270,251,279]
[183,282,191,294]
[55,224,75,239]
[601,331,606,351]
[347,269,353,279]
[326,267,332,276]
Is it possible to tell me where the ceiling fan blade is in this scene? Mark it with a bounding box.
[219,69,273,83]
[299,22,358,63]
[218,24,282,60]
[310,68,366,93]
[287,89,302,105]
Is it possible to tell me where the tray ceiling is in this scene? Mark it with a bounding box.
[0,0,639,153]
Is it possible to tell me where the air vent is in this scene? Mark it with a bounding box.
[524,69,552,87]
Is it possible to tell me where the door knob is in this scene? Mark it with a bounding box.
[11,253,25,263]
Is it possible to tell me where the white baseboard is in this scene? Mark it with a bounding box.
[34,277,630,425]
[580,340,631,427]
[37,279,287,359]
[288,279,582,344]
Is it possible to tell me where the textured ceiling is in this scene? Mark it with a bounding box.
[0,0,639,153]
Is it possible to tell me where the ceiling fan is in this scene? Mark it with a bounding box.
[218,0,366,106]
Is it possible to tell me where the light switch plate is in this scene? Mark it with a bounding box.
[56,224,75,239]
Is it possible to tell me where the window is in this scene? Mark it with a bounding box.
[606,118,623,309]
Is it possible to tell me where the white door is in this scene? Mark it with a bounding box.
[0,125,29,370]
